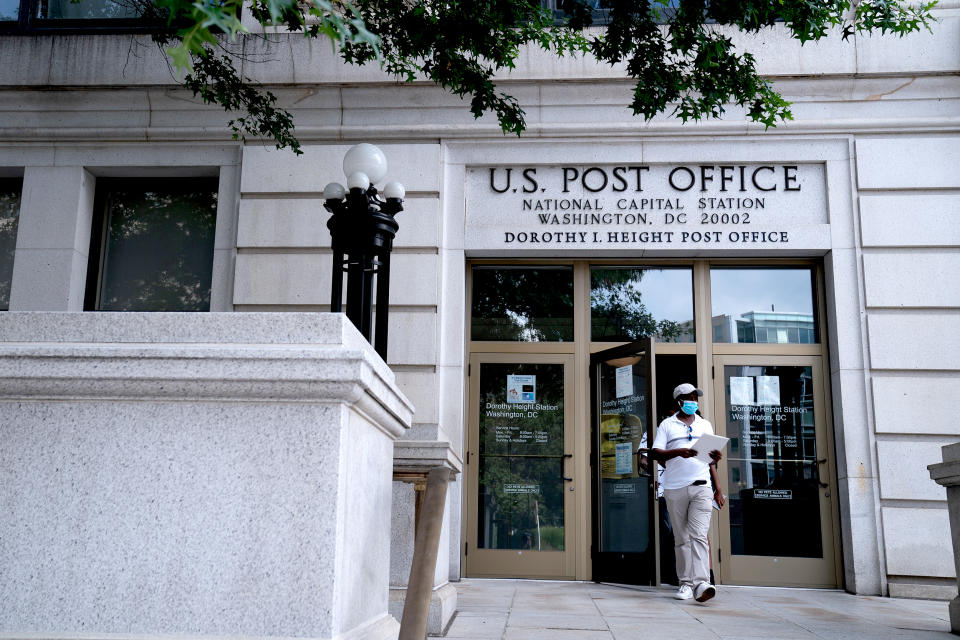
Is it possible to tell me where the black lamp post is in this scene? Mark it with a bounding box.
[323,144,405,361]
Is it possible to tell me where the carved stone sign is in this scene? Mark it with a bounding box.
[464,163,829,252]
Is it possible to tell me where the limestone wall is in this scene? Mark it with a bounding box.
[857,137,960,599]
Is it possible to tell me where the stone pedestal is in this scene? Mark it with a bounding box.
[0,312,412,640]
[929,442,960,635]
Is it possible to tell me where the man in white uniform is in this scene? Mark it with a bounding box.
[652,383,725,602]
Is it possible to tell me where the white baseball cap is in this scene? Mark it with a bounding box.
[673,383,704,399]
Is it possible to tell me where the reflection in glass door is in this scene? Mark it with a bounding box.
[590,338,656,585]
[466,354,576,578]
[713,356,840,587]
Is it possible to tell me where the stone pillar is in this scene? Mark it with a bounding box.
[928,442,960,635]
[390,442,461,636]
[9,166,96,310]
[0,312,412,640]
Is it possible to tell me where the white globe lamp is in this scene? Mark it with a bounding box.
[383,181,406,200]
[343,143,388,184]
[346,171,371,192]
[322,182,346,200]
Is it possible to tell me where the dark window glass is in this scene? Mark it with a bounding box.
[2,0,168,33]
[86,178,217,311]
[541,0,682,25]
[471,266,574,341]
[591,267,694,342]
[0,178,22,310]
[710,267,817,344]
[722,364,822,558]
[37,0,139,19]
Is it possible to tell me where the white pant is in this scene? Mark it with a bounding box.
[663,484,713,588]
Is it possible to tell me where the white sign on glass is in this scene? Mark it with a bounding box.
[755,489,792,500]
[506,374,536,404]
[757,375,781,406]
[730,376,754,406]
[504,483,540,494]
[615,442,633,475]
[615,365,633,398]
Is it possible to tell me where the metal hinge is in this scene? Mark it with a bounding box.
[712,365,715,379]
[468,363,471,377]
[465,542,468,556]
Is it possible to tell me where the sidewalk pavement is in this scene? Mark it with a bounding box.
[432,578,954,639]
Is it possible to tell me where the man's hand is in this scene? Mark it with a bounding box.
[713,489,725,509]
[709,449,723,464]
[637,453,650,473]
[678,449,698,459]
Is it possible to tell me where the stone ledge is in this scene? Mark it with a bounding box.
[393,440,462,476]
[0,311,362,345]
[929,442,960,487]
[0,312,413,439]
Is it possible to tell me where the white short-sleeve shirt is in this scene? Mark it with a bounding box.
[652,413,714,490]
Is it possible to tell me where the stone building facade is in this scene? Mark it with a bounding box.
[1,3,959,637]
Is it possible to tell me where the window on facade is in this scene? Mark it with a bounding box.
[37,0,140,19]
[542,0,688,26]
[0,178,22,311]
[0,0,18,20]
[591,267,694,342]
[471,266,574,341]
[2,0,157,33]
[85,178,218,312]
[710,267,817,344]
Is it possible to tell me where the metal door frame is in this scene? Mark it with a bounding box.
[589,337,659,586]
[711,354,842,587]
[464,351,579,578]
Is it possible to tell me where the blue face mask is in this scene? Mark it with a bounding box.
[680,400,698,415]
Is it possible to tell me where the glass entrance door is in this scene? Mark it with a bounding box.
[712,355,840,587]
[590,338,657,585]
[465,353,577,578]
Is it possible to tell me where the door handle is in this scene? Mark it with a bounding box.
[813,463,829,488]
[563,476,574,482]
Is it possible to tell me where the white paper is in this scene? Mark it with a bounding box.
[615,442,633,474]
[506,374,536,404]
[691,433,730,464]
[756,375,781,406]
[615,365,633,398]
[730,376,754,405]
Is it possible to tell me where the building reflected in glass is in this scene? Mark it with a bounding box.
[712,311,816,344]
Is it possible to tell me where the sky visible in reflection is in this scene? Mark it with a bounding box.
[710,268,814,318]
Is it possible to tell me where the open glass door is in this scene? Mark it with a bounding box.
[713,355,840,587]
[465,353,577,578]
[590,338,657,585]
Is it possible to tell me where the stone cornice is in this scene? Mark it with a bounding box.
[393,440,463,476]
[0,73,958,146]
[1,117,958,146]
[929,442,960,488]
